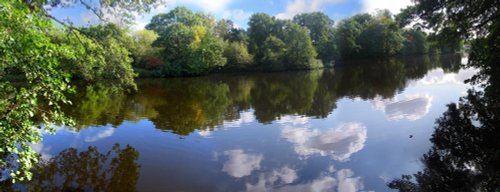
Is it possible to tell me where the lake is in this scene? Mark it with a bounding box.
[18,55,477,191]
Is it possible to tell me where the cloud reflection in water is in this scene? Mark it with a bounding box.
[281,122,367,161]
[222,149,263,178]
[371,94,432,121]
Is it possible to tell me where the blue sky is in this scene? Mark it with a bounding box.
[51,0,413,30]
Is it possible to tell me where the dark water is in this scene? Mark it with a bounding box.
[19,55,477,191]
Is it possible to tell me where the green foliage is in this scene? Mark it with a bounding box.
[400,29,429,55]
[358,11,404,57]
[215,19,234,40]
[188,31,227,74]
[131,29,163,70]
[145,7,226,76]
[224,42,254,69]
[50,24,137,88]
[282,23,320,69]
[335,11,404,60]
[293,12,336,63]
[0,1,74,182]
[0,0,152,182]
[261,35,287,70]
[247,13,276,59]
[247,13,320,70]
[395,6,417,28]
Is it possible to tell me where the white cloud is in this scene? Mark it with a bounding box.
[276,0,345,19]
[360,0,413,14]
[170,0,233,13]
[84,127,115,142]
[131,3,170,30]
[131,0,249,30]
[371,94,433,121]
[222,149,263,178]
[281,122,367,161]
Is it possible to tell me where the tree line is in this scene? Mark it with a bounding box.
[101,7,463,77]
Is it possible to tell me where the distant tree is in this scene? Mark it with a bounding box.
[282,23,319,69]
[358,10,404,57]
[400,29,429,55]
[146,7,226,76]
[131,30,162,69]
[334,18,363,59]
[247,13,276,61]
[224,42,254,69]
[227,28,249,43]
[261,35,287,70]
[248,13,320,69]
[335,11,404,60]
[293,12,336,63]
[215,19,234,40]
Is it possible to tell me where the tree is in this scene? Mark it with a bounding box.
[214,19,234,40]
[146,7,226,76]
[0,1,74,182]
[0,0,160,182]
[413,0,498,39]
[389,0,500,191]
[247,13,276,62]
[282,23,319,69]
[261,35,287,70]
[189,30,227,74]
[334,18,363,59]
[59,23,137,87]
[293,12,335,63]
[400,29,429,55]
[131,29,162,69]
[224,42,254,69]
[360,11,404,57]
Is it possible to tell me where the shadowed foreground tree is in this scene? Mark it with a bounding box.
[0,0,161,182]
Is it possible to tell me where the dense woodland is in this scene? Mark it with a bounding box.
[133,7,462,77]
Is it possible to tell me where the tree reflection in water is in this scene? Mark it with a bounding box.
[388,25,500,192]
[61,55,462,135]
[2,144,140,192]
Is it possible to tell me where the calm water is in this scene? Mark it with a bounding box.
[20,55,477,191]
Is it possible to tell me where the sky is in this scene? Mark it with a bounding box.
[51,0,413,30]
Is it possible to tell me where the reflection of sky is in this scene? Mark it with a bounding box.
[280,120,367,161]
[30,66,476,191]
[222,111,256,128]
[84,127,115,142]
[372,94,432,121]
[408,68,477,87]
[222,149,263,178]
[245,165,365,192]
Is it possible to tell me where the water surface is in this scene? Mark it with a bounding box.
[22,55,476,191]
